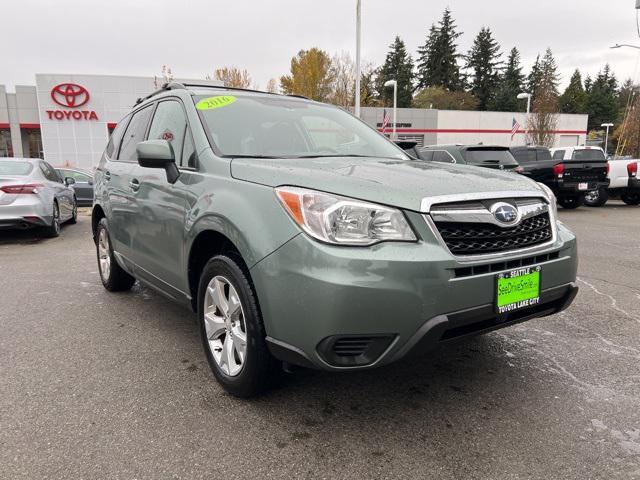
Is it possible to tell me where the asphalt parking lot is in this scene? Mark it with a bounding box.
[1,204,639,480]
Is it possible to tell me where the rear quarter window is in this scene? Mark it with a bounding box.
[553,150,565,161]
[105,117,129,159]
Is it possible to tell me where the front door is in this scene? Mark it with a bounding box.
[129,99,194,297]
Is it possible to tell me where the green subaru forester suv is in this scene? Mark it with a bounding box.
[92,83,578,397]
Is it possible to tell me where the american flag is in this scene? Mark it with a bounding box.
[381,109,391,135]
[511,117,521,140]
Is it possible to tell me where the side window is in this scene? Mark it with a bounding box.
[433,150,456,163]
[552,150,565,161]
[118,106,154,162]
[537,148,552,161]
[105,118,128,159]
[417,150,434,161]
[147,100,189,166]
[41,162,61,182]
[59,170,92,182]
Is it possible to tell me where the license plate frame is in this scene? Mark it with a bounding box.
[495,266,541,314]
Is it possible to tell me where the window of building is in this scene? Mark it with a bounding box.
[21,128,43,158]
[0,129,12,157]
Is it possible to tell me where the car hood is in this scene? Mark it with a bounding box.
[230,156,544,212]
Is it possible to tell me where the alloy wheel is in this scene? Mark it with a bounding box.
[98,228,111,282]
[203,276,247,377]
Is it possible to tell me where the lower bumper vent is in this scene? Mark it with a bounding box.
[317,334,395,367]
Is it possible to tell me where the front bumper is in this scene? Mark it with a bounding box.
[251,218,578,371]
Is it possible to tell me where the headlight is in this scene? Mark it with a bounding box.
[538,183,558,216]
[275,187,417,246]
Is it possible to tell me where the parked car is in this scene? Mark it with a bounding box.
[0,157,77,236]
[415,144,523,172]
[55,167,94,206]
[527,146,610,209]
[583,158,639,206]
[92,83,578,397]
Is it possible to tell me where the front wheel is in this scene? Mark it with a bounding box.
[198,255,279,398]
[96,218,135,291]
[558,195,584,209]
[584,187,608,207]
[621,192,640,205]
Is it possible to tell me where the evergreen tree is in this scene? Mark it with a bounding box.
[527,55,543,100]
[465,27,502,110]
[586,64,619,130]
[376,36,414,108]
[415,8,463,91]
[618,78,639,113]
[538,48,560,98]
[559,69,587,114]
[490,47,525,111]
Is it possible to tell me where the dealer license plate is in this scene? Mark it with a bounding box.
[496,266,541,314]
[578,182,589,191]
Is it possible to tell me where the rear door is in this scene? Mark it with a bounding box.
[129,98,194,296]
[40,161,73,220]
[104,105,154,262]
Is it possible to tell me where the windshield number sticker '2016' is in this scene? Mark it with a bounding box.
[196,96,237,110]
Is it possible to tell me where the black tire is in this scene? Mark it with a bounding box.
[96,218,136,292]
[621,192,640,205]
[68,197,78,224]
[584,187,608,207]
[198,254,279,398]
[558,195,584,209]
[41,201,61,238]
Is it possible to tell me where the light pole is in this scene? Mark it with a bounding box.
[517,92,532,143]
[601,123,614,157]
[384,80,398,140]
[354,0,362,118]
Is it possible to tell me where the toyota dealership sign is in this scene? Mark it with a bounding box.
[46,83,98,121]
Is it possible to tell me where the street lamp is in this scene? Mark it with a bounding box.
[601,123,614,157]
[384,79,398,140]
[517,92,532,142]
[354,0,362,118]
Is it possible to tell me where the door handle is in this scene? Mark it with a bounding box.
[129,178,140,192]
[104,170,111,181]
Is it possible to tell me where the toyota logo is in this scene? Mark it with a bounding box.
[491,202,520,226]
[51,83,90,108]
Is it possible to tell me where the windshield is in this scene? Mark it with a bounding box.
[0,160,33,176]
[463,148,519,167]
[571,149,606,161]
[194,94,408,160]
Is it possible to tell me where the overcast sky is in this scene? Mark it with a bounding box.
[2,0,640,92]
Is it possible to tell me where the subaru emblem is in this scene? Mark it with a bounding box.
[491,202,520,226]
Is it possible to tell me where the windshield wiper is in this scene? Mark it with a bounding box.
[227,155,280,159]
[292,154,402,159]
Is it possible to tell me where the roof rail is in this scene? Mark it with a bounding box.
[179,83,309,100]
[134,82,186,106]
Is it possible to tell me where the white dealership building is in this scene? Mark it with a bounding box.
[1,73,588,170]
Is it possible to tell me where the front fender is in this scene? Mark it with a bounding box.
[185,179,300,269]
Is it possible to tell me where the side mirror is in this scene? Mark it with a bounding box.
[136,140,180,184]
[64,177,76,186]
